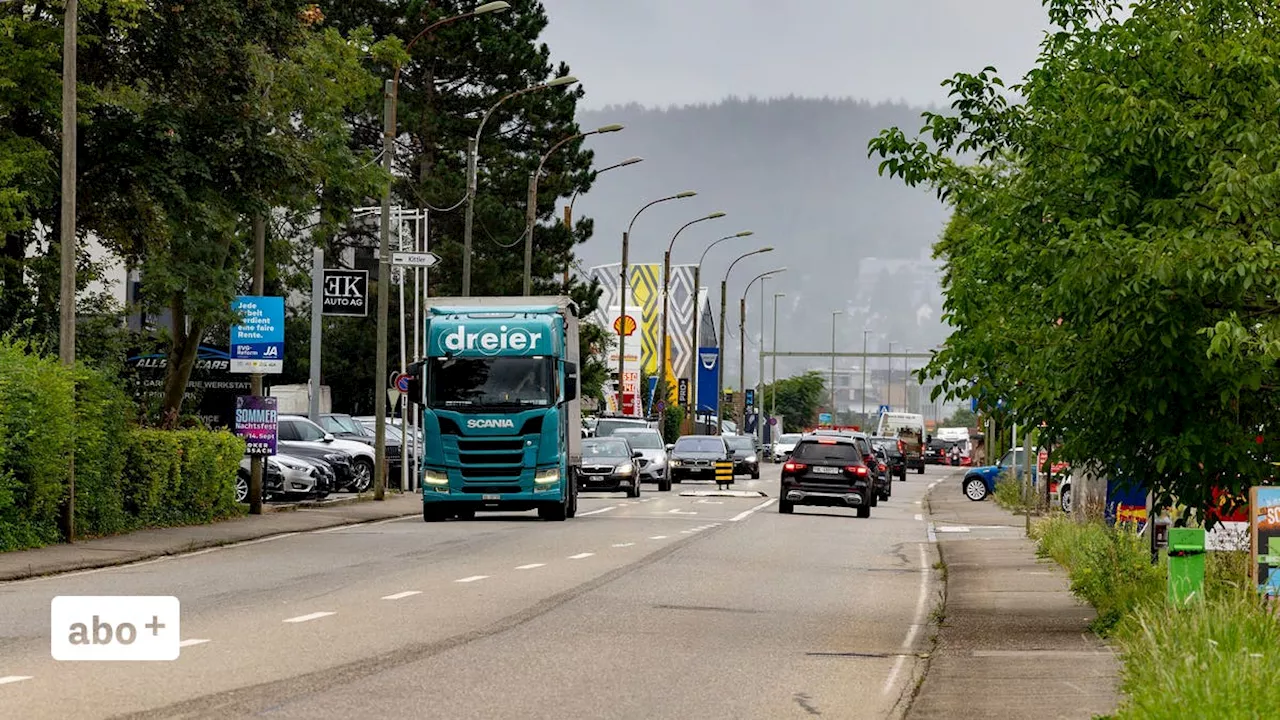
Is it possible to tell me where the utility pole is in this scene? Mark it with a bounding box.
[771,292,784,429]
[756,276,767,442]
[717,279,727,434]
[308,247,323,422]
[58,0,79,541]
[830,311,842,422]
[617,231,629,414]
[373,79,393,501]
[738,295,746,431]
[462,137,477,297]
[861,330,869,423]
[249,216,266,515]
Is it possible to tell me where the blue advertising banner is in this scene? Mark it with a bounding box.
[235,396,278,456]
[696,347,719,414]
[230,296,284,374]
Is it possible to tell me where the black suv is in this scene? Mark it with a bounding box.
[779,435,875,517]
[668,435,732,485]
[870,437,907,482]
[724,435,761,479]
[808,430,888,505]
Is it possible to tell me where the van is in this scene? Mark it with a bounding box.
[876,412,926,474]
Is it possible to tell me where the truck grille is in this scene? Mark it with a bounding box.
[460,485,522,495]
[461,466,522,479]
[456,438,525,466]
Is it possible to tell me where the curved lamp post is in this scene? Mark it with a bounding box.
[658,211,725,417]
[372,1,509,503]
[740,268,786,432]
[689,230,752,430]
[524,124,625,295]
[462,73,579,296]
[561,156,643,289]
[718,247,773,434]
[616,191,697,415]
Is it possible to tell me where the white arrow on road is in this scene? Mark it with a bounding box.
[668,509,698,515]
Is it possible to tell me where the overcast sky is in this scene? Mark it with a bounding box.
[542,0,1054,109]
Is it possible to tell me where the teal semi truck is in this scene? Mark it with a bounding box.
[412,297,581,521]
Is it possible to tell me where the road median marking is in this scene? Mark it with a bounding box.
[454,575,489,583]
[568,553,595,560]
[381,591,422,600]
[0,676,33,686]
[649,535,668,540]
[515,563,545,570]
[577,506,617,517]
[729,498,777,521]
[284,612,335,623]
[178,639,211,647]
[612,543,636,547]
[882,543,932,696]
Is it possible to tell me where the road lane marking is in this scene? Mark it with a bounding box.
[455,575,490,583]
[914,514,923,521]
[649,535,668,540]
[667,509,698,515]
[883,543,932,696]
[568,553,595,560]
[578,506,617,517]
[284,612,335,623]
[516,563,545,570]
[313,516,415,533]
[696,500,725,505]
[0,676,33,686]
[729,498,777,521]
[612,543,636,547]
[381,591,422,600]
[178,639,211,647]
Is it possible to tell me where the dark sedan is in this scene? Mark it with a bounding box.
[667,436,732,484]
[577,437,644,498]
[870,437,907,482]
[724,435,761,479]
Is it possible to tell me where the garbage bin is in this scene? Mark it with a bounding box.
[1167,527,1205,605]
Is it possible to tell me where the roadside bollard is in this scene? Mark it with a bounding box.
[1167,527,1206,605]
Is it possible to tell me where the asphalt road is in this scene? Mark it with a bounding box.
[0,464,946,719]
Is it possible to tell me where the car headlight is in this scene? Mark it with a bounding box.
[746,455,757,463]
[669,458,681,467]
[424,469,449,486]
[615,463,634,476]
[535,468,560,484]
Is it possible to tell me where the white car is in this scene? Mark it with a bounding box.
[236,454,329,502]
[278,415,378,493]
[771,433,801,462]
[612,428,672,491]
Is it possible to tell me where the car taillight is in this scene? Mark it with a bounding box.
[898,440,905,453]
[878,463,887,472]
[784,462,807,473]
[845,465,869,476]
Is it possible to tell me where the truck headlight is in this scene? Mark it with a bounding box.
[424,470,449,486]
[616,463,634,476]
[534,468,560,484]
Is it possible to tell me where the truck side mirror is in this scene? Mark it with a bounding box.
[564,362,579,402]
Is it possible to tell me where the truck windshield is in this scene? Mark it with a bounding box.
[428,356,554,410]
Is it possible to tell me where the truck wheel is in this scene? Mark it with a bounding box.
[566,482,578,518]
[857,504,872,519]
[539,502,568,521]
[453,508,476,520]
[423,504,447,522]
[964,477,989,502]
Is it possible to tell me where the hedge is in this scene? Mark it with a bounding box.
[0,338,245,552]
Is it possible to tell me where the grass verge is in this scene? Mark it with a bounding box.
[1033,516,1280,719]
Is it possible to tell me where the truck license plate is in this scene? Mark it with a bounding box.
[483,494,500,500]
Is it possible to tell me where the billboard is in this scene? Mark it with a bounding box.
[696,347,719,415]
[590,263,698,378]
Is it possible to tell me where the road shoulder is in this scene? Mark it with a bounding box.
[908,474,1121,719]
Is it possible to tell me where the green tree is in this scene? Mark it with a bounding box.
[869,0,1280,518]
[943,407,977,429]
[762,371,826,433]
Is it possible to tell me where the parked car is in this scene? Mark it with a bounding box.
[237,454,331,502]
[268,444,356,492]
[277,414,379,493]
[779,435,875,518]
[613,428,672,491]
[236,456,284,502]
[870,437,908,482]
[320,413,375,443]
[667,435,732,484]
[961,448,1038,502]
[723,434,761,479]
[577,436,644,497]
[771,433,801,462]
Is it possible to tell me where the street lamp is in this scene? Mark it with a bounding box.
[718,247,773,434]
[462,73,579,296]
[561,156,644,289]
[659,211,726,418]
[524,123,625,295]
[831,311,844,424]
[771,292,786,429]
[617,191,697,416]
[740,268,786,433]
[374,2,510,503]
[690,230,752,430]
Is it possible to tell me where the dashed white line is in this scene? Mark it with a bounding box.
[649,535,668,540]
[0,676,33,685]
[381,591,422,600]
[914,514,923,521]
[729,498,777,521]
[515,563,546,570]
[577,506,617,517]
[313,516,414,534]
[178,639,211,647]
[612,543,636,547]
[455,575,490,583]
[568,552,595,560]
[283,611,335,623]
[883,544,933,695]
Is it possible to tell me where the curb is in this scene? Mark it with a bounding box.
[0,502,420,583]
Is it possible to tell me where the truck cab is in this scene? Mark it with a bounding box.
[415,298,581,521]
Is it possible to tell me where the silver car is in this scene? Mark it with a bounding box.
[771,433,801,462]
[613,428,672,492]
[236,454,329,502]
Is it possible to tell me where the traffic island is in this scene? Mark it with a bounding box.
[908,476,1120,719]
[677,490,769,498]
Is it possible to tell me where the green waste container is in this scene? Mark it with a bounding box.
[1167,527,1205,605]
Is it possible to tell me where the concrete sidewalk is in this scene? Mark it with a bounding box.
[0,492,421,582]
[909,476,1121,719]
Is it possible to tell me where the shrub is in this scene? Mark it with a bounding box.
[121,429,244,527]
[72,366,131,538]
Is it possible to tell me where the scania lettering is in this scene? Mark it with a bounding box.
[414,297,582,522]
